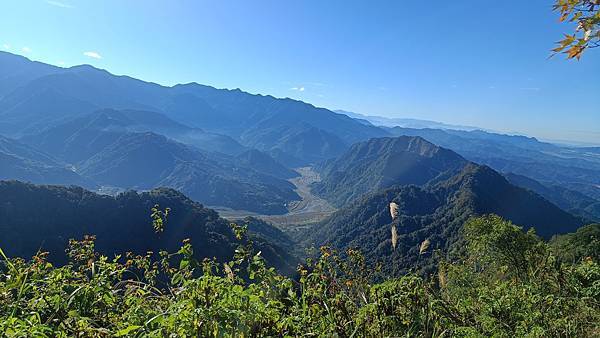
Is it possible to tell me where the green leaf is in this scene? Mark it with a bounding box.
[116,325,141,337]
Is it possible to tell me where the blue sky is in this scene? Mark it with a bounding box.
[1,0,599,144]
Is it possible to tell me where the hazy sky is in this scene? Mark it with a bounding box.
[1,0,599,144]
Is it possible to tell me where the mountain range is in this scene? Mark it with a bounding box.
[2,50,598,209]
[305,162,585,276]
[77,131,300,214]
[0,52,384,166]
[0,51,599,276]
[385,126,600,201]
[22,108,246,159]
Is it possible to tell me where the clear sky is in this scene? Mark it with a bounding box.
[1,0,599,144]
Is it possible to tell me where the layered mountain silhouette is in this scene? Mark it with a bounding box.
[313,136,468,206]
[0,51,385,165]
[22,109,246,160]
[76,132,300,214]
[306,163,585,276]
[11,105,299,214]
[0,181,297,274]
[386,126,600,201]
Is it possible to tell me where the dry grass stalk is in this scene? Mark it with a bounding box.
[419,239,431,255]
[389,202,399,221]
[391,225,398,250]
[438,265,447,288]
[224,263,234,281]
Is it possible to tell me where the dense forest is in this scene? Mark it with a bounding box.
[306,163,585,276]
[0,181,297,275]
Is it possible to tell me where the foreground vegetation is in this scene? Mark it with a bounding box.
[1,214,598,337]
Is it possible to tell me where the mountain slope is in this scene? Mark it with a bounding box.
[0,136,93,188]
[234,149,299,180]
[78,132,300,214]
[0,180,297,274]
[240,122,348,166]
[505,173,600,221]
[306,163,585,276]
[313,136,468,206]
[21,109,246,162]
[0,52,387,164]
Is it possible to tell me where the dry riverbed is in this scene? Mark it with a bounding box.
[212,167,336,228]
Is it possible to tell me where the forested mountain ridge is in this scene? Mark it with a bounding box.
[77,132,300,214]
[313,136,468,206]
[306,163,585,276]
[0,180,297,274]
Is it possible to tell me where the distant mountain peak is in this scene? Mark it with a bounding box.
[313,135,468,206]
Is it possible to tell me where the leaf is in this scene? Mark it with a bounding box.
[116,325,141,337]
[179,259,189,270]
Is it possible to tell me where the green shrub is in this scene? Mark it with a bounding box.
[0,214,598,337]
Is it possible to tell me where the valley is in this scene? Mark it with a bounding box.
[213,166,336,227]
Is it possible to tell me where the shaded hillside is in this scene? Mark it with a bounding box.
[305,163,584,276]
[505,172,600,221]
[234,149,299,179]
[0,52,386,164]
[0,180,297,274]
[239,122,349,166]
[78,132,300,214]
[22,109,245,160]
[0,135,93,188]
[313,136,467,206]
